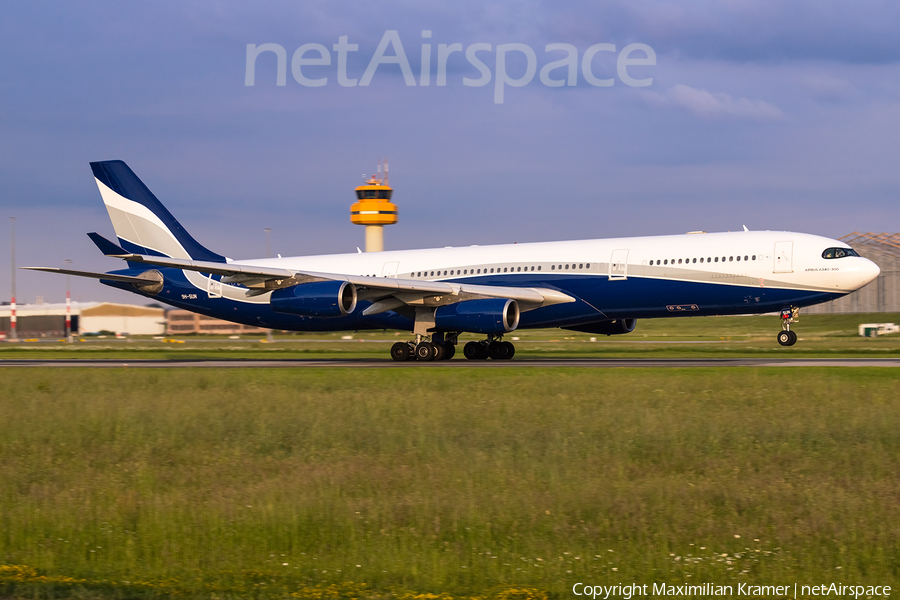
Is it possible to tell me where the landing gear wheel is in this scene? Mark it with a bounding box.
[463,341,481,360]
[778,307,800,347]
[432,343,445,361]
[488,341,508,360]
[501,341,515,359]
[415,342,436,361]
[391,342,411,362]
[442,343,456,360]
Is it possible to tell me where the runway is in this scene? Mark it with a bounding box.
[2,358,899,368]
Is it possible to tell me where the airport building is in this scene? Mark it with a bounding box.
[805,233,900,314]
[166,310,269,335]
[0,301,271,338]
[0,302,166,338]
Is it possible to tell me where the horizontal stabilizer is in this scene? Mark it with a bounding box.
[21,266,163,288]
[87,232,129,256]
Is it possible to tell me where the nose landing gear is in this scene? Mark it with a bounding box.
[777,307,799,346]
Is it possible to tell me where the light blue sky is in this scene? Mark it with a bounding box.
[2,0,899,304]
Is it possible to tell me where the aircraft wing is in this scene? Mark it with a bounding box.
[110,251,576,312]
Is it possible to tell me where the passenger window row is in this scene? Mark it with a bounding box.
[408,263,593,278]
[650,255,757,266]
[367,248,853,278]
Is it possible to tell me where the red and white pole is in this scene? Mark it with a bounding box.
[9,217,16,342]
[65,290,71,340]
[64,258,72,342]
[10,296,16,341]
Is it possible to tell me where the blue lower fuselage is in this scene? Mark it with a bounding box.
[104,267,844,333]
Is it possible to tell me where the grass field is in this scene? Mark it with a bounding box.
[3,313,900,361]
[2,367,899,598]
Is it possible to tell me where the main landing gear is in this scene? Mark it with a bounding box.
[390,333,458,362]
[462,335,515,361]
[777,307,799,346]
[389,333,517,361]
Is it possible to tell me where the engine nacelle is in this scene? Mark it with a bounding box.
[564,318,637,336]
[434,298,520,334]
[270,281,357,317]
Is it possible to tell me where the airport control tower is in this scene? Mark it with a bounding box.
[350,160,397,252]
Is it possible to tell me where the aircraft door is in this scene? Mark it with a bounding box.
[207,275,223,298]
[609,249,629,280]
[382,261,400,278]
[774,241,793,273]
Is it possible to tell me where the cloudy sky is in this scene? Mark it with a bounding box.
[2,0,899,304]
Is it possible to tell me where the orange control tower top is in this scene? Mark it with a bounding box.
[350,160,397,252]
[350,160,397,227]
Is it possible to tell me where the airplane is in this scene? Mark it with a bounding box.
[26,160,880,361]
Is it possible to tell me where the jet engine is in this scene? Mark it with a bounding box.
[564,318,636,335]
[270,281,357,317]
[434,298,519,334]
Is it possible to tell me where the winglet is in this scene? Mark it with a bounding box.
[742,225,749,232]
[87,232,129,256]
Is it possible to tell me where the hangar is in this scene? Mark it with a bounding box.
[805,233,900,314]
[0,302,165,338]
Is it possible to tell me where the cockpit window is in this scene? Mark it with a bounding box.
[822,247,860,259]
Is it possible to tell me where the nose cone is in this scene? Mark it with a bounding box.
[860,258,881,285]
[857,258,881,288]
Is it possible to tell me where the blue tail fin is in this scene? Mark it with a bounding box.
[90,160,225,262]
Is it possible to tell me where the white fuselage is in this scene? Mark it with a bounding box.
[231,230,878,298]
